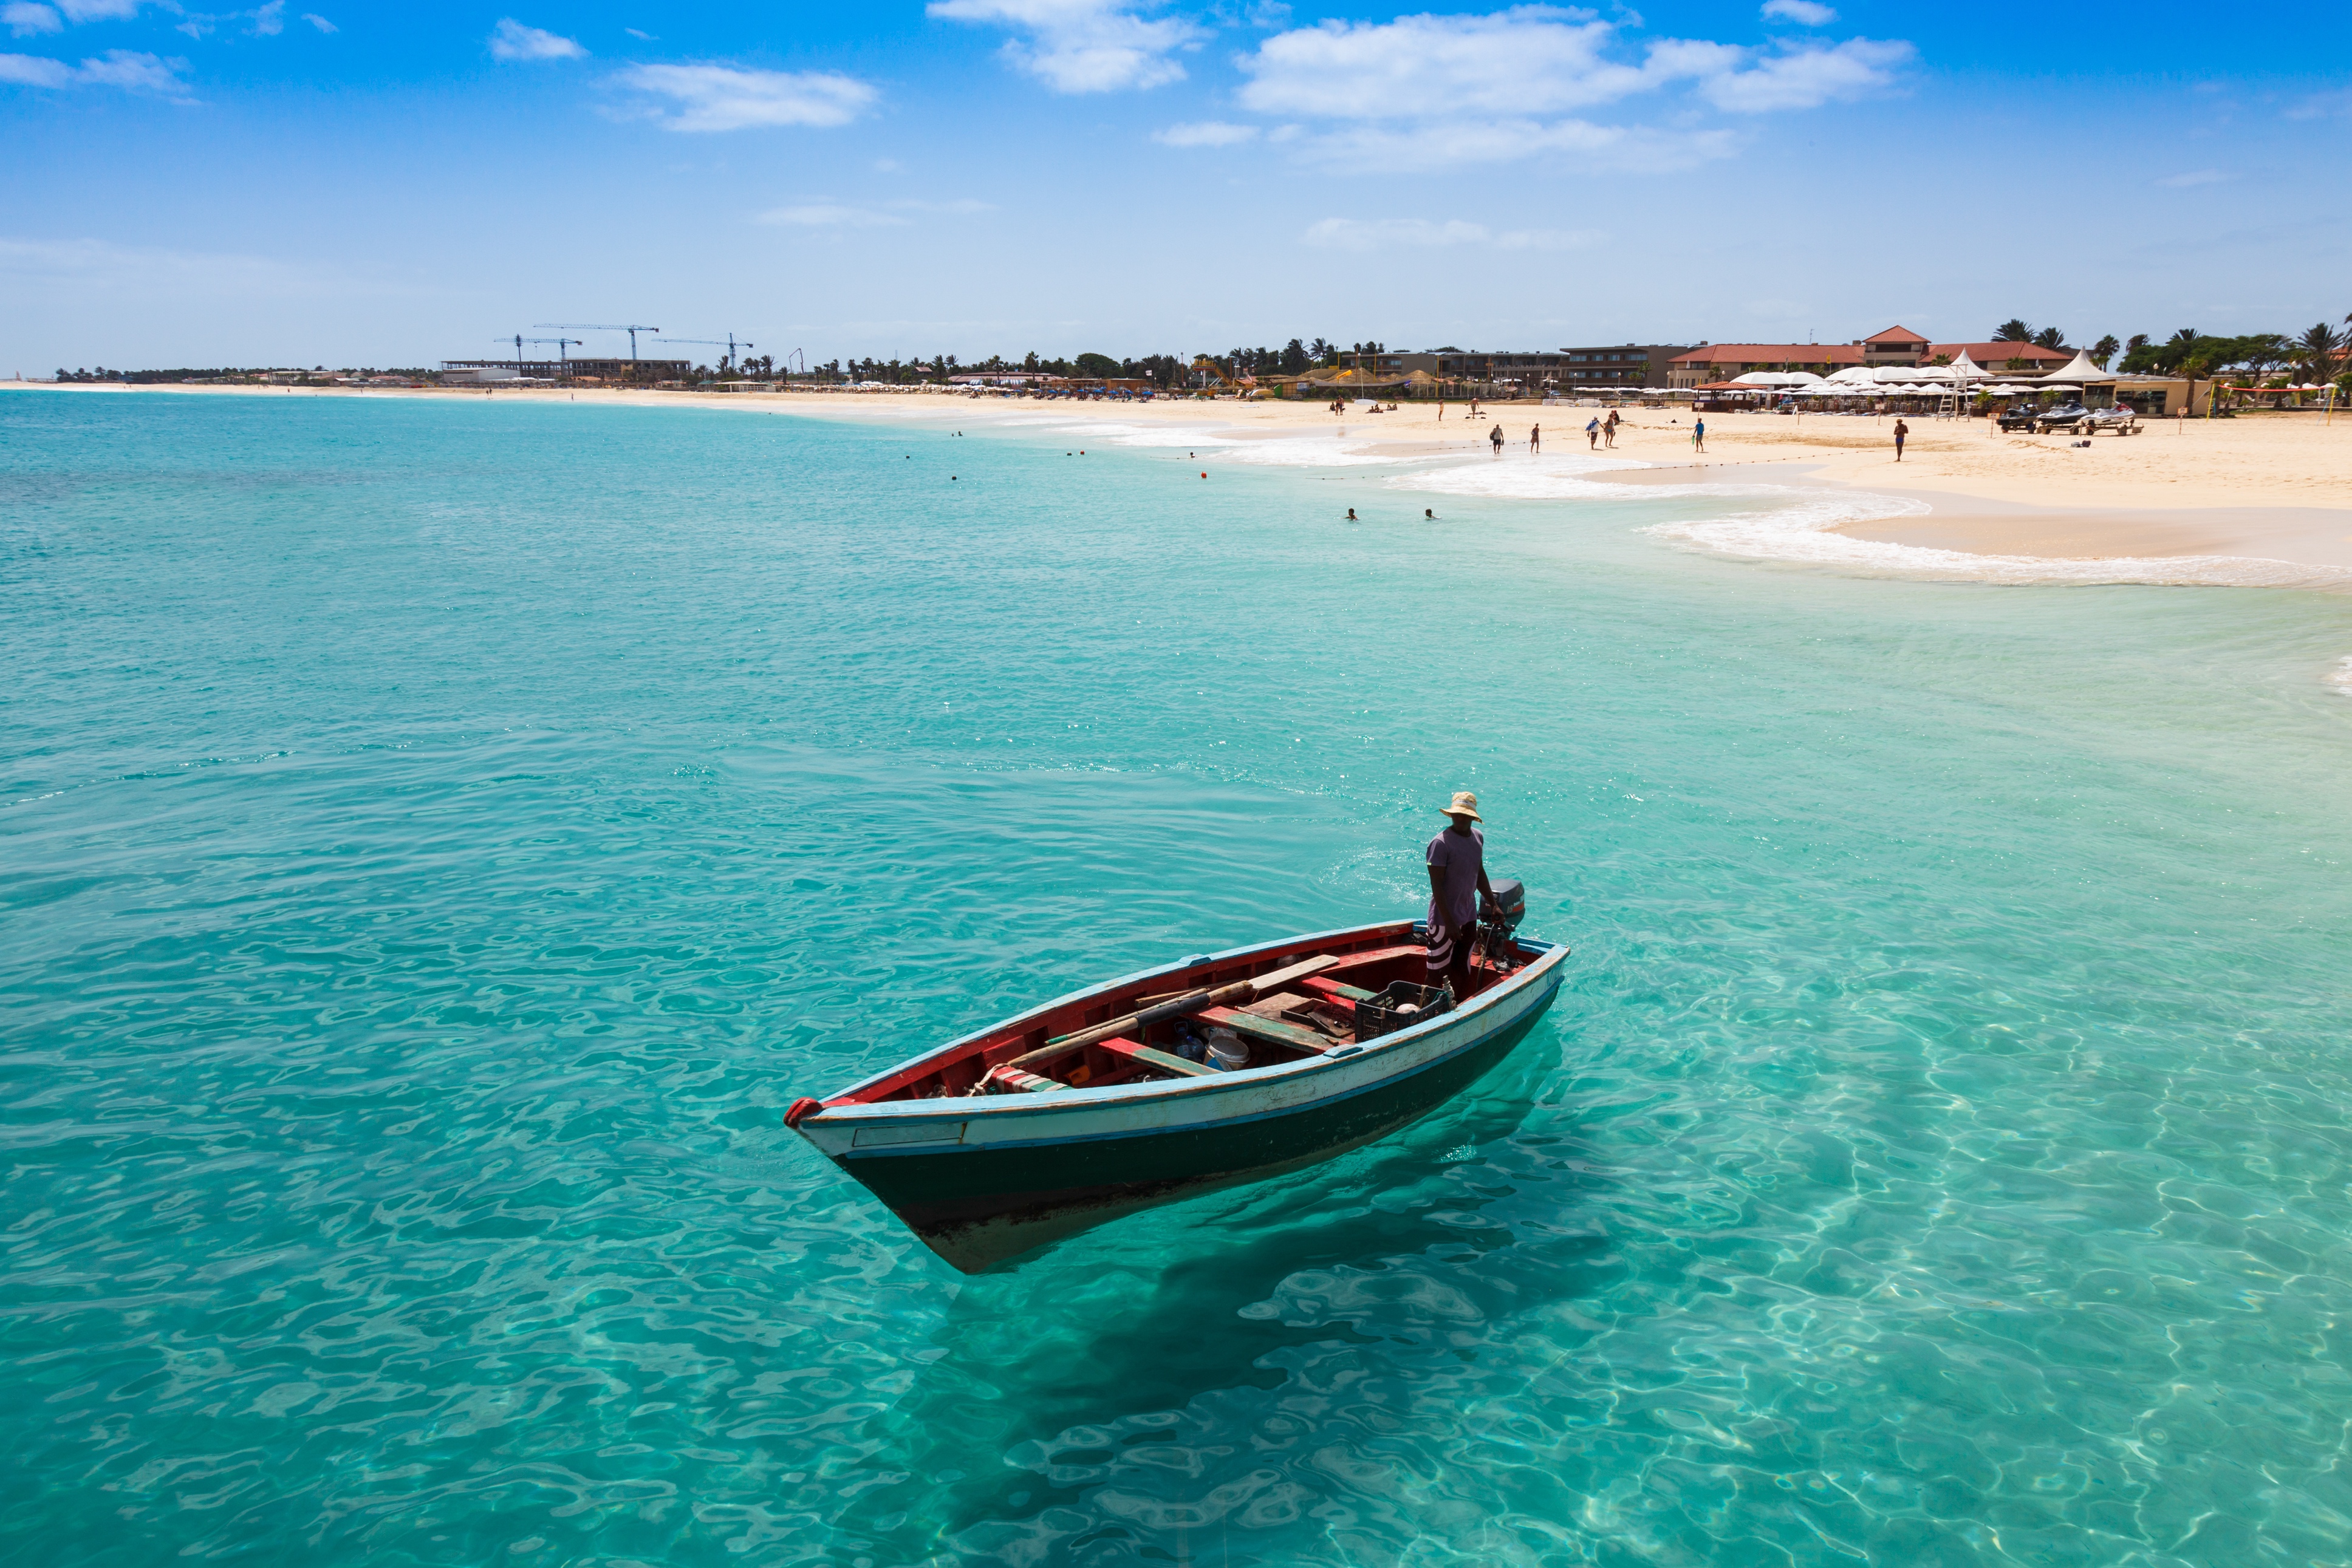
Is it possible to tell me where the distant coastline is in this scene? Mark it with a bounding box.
[12,379,2350,582]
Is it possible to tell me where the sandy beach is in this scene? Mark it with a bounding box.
[14,379,2352,575]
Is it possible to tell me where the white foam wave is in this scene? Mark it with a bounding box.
[1056,421,1398,467]
[1384,453,1655,497]
[1209,436,1397,468]
[2330,656,2352,695]
[1649,493,2352,589]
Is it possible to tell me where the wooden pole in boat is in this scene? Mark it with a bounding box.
[1000,953,1340,1075]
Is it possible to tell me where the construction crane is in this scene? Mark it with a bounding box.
[496,335,581,371]
[533,323,662,360]
[657,334,754,372]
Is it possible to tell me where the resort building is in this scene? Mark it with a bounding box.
[1670,328,2082,386]
[1556,344,1693,388]
[1388,346,1692,393]
[1859,326,1932,366]
[438,358,691,384]
[1667,343,1865,387]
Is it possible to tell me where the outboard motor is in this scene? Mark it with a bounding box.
[1475,877,1528,967]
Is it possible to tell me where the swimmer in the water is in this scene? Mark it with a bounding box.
[1424,508,1436,520]
[1345,508,1358,522]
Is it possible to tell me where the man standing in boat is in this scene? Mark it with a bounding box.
[1426,791,1496,1000]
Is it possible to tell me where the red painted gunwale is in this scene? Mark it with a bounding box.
[822,921,1511,1108]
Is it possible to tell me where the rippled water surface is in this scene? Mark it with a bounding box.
[7,390,2352,1567]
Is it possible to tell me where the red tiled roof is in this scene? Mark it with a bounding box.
[1669,344,1864,366]
[1934,341,2071,364]
[1862,325,1928,344]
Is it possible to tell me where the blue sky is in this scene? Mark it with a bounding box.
[5,2,2348,370]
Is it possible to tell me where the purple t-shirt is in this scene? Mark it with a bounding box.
[1425,823,1484,932]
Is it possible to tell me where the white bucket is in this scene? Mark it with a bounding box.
[1206,1028,1249,1071]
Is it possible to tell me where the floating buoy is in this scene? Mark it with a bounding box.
[1200,471,1207,479]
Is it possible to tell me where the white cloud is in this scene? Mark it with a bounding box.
[758,203,911,228]
[1154,118,1256,146]
[489,18,583,61]
[0,234,439,307]
[300,11,330,30]
[1697,36,1909,111]
[756,197,990,225]
[1231,7,1910,169]
[74,43,179,85]
[928,0,1202,93]
[616,63,876,131]
[1239,9,1658,118]
[624,27,653,40]
[0,46,185,89]
[2157,168,2227,187]
[4,4,61,37]
[1760,0,1835,24]
[0,47,67,80]
[1304,216,1603,251]
[1298,116,1737,175]
[250,0,280,35]
[57,0,138,19]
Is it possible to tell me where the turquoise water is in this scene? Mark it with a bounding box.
[6,389,2352,1567]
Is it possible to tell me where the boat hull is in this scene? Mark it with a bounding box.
[858,1003,1548,1270]
[794,927,1568,1271]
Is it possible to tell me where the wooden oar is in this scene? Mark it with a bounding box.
[1002,953,1341,1075]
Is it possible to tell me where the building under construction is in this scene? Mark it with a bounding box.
[439,358,691,384]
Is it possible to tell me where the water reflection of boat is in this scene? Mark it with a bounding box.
[787,908,1569,1271]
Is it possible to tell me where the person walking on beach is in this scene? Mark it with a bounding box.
[1530,424,1541,454]
[1425,791,1496,1002]
[1893,418,1909,462]
[1586,417,1600,450]
[1692,417,1706,454]
[1604,411,1619,448]
[1489,423,1505,455]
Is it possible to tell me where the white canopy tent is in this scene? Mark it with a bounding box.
[2045,350,2116,384]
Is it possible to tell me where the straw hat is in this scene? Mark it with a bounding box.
[1440,790,1482,821]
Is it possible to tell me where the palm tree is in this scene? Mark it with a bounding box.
[1993,319,2034,343]
[2032,326,2067,351]
[2296,322,2346,382]
[2160,329,2204,375]
[2090,334,2121,369]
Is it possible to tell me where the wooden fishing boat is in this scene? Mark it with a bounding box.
[786,898,1568,1271]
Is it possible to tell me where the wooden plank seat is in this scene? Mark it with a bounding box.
[1195,1004,1334,1056]
[1301,975,1378,1006]
[1093,1035,1215,1079]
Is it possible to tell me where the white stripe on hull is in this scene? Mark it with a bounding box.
[796,935,1568,1162]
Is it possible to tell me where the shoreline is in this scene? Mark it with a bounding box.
[12,380,2351,581]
